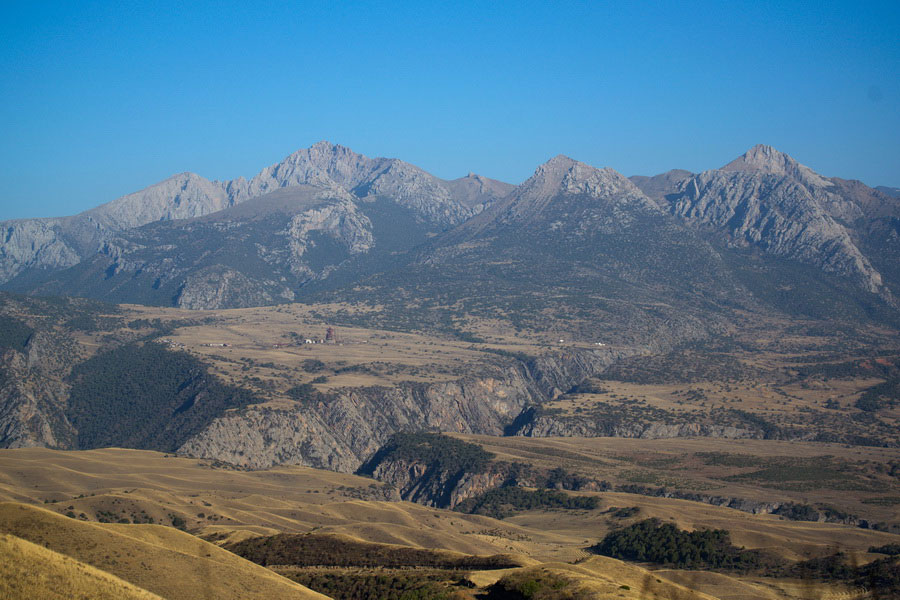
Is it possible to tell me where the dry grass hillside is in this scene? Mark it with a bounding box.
[459,434,900,529]
[0,532,163,600]
[2,447,894,600]
[0,502,327,600]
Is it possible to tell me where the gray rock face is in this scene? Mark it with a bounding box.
[225,141,506,228]
[629,169,693,204]
[514,415,760,440]
[481,155,659,228]
[0,332,76,449]
[666,145,889,296]
[365,458,510,508]
[0,141,512,287]
[173,266,290,310]
[178,348,627,471]
[84,172,232,230]
[0,219,82,282]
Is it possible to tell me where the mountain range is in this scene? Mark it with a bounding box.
[1,142,898,328]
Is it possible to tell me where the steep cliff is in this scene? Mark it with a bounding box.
[178,347,627,471]
[0,330,78,449]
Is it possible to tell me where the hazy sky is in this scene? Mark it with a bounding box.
[1,1,898,220]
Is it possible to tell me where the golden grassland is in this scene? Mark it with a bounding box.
[5,301,899,598]
[0,532,163,600]
[1,447,894,600]
[0,502,327,600]
[120,302,569,392]
[458,434,900,527]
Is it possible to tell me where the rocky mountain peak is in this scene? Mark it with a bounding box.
[722,144,832,188]
[522,155,644,201]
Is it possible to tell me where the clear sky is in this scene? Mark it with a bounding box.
[1,1,898,220]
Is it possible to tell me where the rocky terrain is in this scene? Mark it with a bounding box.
[178,345,626,471]
[632,145,900,303]
[0,142,510,298]
[3,143,898,325]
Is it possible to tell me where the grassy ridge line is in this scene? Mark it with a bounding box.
[0,532,163,600]
[0,502,327,600]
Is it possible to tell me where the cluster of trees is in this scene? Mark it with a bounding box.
[454,487,599,520]
[783,552,900,594]
[66,341,263,451]
[225,533,517,570]
[856,377,900,412]
[0,315,33,352]
[358,432,494,477]
[590,518,769,571]
[286,383,324,404]
[283,570,463,600]
[485,568,591,600]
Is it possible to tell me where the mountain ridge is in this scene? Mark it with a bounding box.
[1,143,898,323]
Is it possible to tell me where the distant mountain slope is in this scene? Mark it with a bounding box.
[629,168,693,204]
[2,143,898,326]
[662,145,898,303]
[876,185,900,198]
[0,142,510,287]
[9,182,456,309]
[323,155,742,344]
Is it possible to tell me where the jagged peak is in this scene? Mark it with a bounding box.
[524,154,634,194]
[723,144,797,173]
[280,140,368,165]
[721,144,833,188]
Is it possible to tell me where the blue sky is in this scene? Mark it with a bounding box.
[1,1,898,220]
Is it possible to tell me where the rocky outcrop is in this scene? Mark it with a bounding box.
[173,266,293,310]
[0,331,77,449]
[280,195,374,278]
[666,145,889,296]
[227,142,508,228]
[84,172,232,230]
[512,412,760,440]
[363,458,511,508]
[178,348,628,471]
[0,219,82,282]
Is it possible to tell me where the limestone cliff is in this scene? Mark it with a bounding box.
[0,331,77,449]
[178,347,626,471]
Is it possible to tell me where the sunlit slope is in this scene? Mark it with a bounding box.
[0,503,328,600]
[0,532,163,600]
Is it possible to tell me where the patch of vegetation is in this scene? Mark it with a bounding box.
[721,456,882,492]
[869,544,900,556]
[484,568,592,600]
[301,359,326,372]
[66,341,263,451]
[862,496,900,506]
[856,378,900,412]
[589,518,772,571]
[608,506,640,519]
[453,487,599,520]
[695,452,763,468]
[598,347,761,384]
[771,503,820,522]
[286,383,325,404]
[358,433,494,477]
[780,552,900,596]
[278,568,467,600]
[0,315,34,352]
[225,533,517,569]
